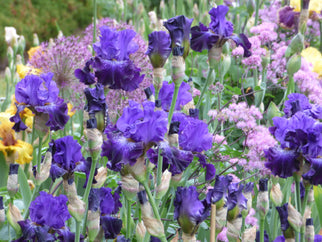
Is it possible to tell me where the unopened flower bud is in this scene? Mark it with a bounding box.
[121,173,140,201]
[270,183,283,207]
[33,33,39,46]
[149,11,158,29]
[242,226,256,241]
[307,187,314,206]
[0,197,5,225]
[7,164,19,197]
[288,202,302,232]
[267,101,282,125]
[220,54,231,78]
[153,68,165,94]
[87,189,100,241]
[17,36,25,55]
[156,170,171,199]
[86,127,103,160]
[4,67,11,83]
[7,46,14,63]
[216,205,228,231]
[168,121,180,147]
[129,156,148,183]
[287,54,302,75]
[136,221,146,242]
[138,190,165,238]
[63,178,85,222]
[193,3,199,19]
[5,27,19,47]
[288,33,304,56]
[257,178,269,218]
[182,232,197,242]
[172,47,185,85]
[35,151,52,185]
[171,173,183,187]
[7,203,22,234]
[208,46,222,69]
[93,167,107,188]
[305,218,315,242]
[227,215,242,239]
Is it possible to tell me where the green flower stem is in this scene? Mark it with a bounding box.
[23,185,39,219]
[36,136,43,174]
[300,186,311,242]
[255,0,260,26]
[75,220,81,242]
[260,218,265,242]
[295,179,302,214]
[196,68,214,109]
[31,118,36,167]
[126,199,132,239]
[81,157,98,234]
[271,208,279,241]
[319,20,322,53]
[164,194,175,231]
[142,182,167,242]
[168,82,181,126]
[92,0,97,56]
[154,148,163,199]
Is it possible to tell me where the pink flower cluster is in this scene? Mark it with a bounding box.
[294,58,322,105]
[250,22,278,44]
[241,36,267,70]
[267,41,288,84]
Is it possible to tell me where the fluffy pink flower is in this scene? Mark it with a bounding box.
[245,208,258,227]
[217,227,229,242]
[250,22,278,44]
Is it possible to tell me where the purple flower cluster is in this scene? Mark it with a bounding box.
[265,93,322,185]
[15,192,77,241]
[12,73,69,132]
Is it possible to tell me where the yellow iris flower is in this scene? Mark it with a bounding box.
[6,95,34,129]
[16,64,41,79]
[290,0,322,12]
[301,47,322,77]
[0,112,33,164]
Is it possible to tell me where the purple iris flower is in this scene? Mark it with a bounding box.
[101,126,144,172]
[14,220,55,242]
[206,175,232,204]
[74,59,96,85]
[196,153,216,181]
[226,183,248,211]
[13,73,69,131]
[30,191,71,229]
[255,230,269,242]
[100,216,123,239]
[276,203,290,231]
[284,93,312,118]
[116,100,168,144]
[90,26,144,91]
[164,15,193,58]
[190,5,251,57]
[76,157,97,188]
[303,157,322,185]
[10,104,28,132]
[146,141,194,175]
[158,81,192,111]
[173,113,212,152]
[174,186,210,234]
[99,187,122,215]
[264,147,300,178]
[146,31,172,68]
[273,236,286,242]
[49,136,84,180]
[84,83,108,115]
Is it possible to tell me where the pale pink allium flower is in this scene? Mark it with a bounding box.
[217,227,229,242]
[246,208,258,228]
[250,22,278,44]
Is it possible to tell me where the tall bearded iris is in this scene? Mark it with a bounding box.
[89,27,144,91]
[190,5,251,57]
[12,73,69,131]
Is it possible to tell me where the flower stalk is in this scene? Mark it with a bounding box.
[196,68,214,109]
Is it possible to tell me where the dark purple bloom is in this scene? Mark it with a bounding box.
[196,154,216,181]
[206,175,232,204]
[88,188,100,212]
[315,235,322,242]
[84,83,107,115]
[190,5,251,57]
[116,101,168,144]
[30,191,71,229]
[264,147,300,178]
[226,183,248,211]
[173,114,212,152]
[163,15,193,58]
[303,158,322,185]
[50,136,84,180]
[158,81,192,111]
[278,6,300,30]
[284,93,312,118]
[174,186,209,234]
[276,203,290,231]
[100,187,122,215]
[14,220,55,242]
[92,27,144,91]
[244,182,254,193]
[146,31,172,68]
[100,216,123,239]
[101,130,144,172]
[273,236,286,242]
[13,73,69,131]
[76,157,97,188]
[146,141,194,175]
[56,227,84,242]
[74,59,96,85]
[10,104,28,132]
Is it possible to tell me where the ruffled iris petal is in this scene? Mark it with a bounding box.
[229,33,252,57]
[303,158,322,185]
[190,23,218,52]
[208,5,234,37]
[100,216,123,239]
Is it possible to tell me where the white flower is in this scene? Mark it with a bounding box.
[5,27,19,46]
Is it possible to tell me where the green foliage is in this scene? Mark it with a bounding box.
[0,0,93,65]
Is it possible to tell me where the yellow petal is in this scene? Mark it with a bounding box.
[290,0,322,12]
[27,46,41,60]
[67,103,76,117]
[301,47,322,77]
[16,64,41,79]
